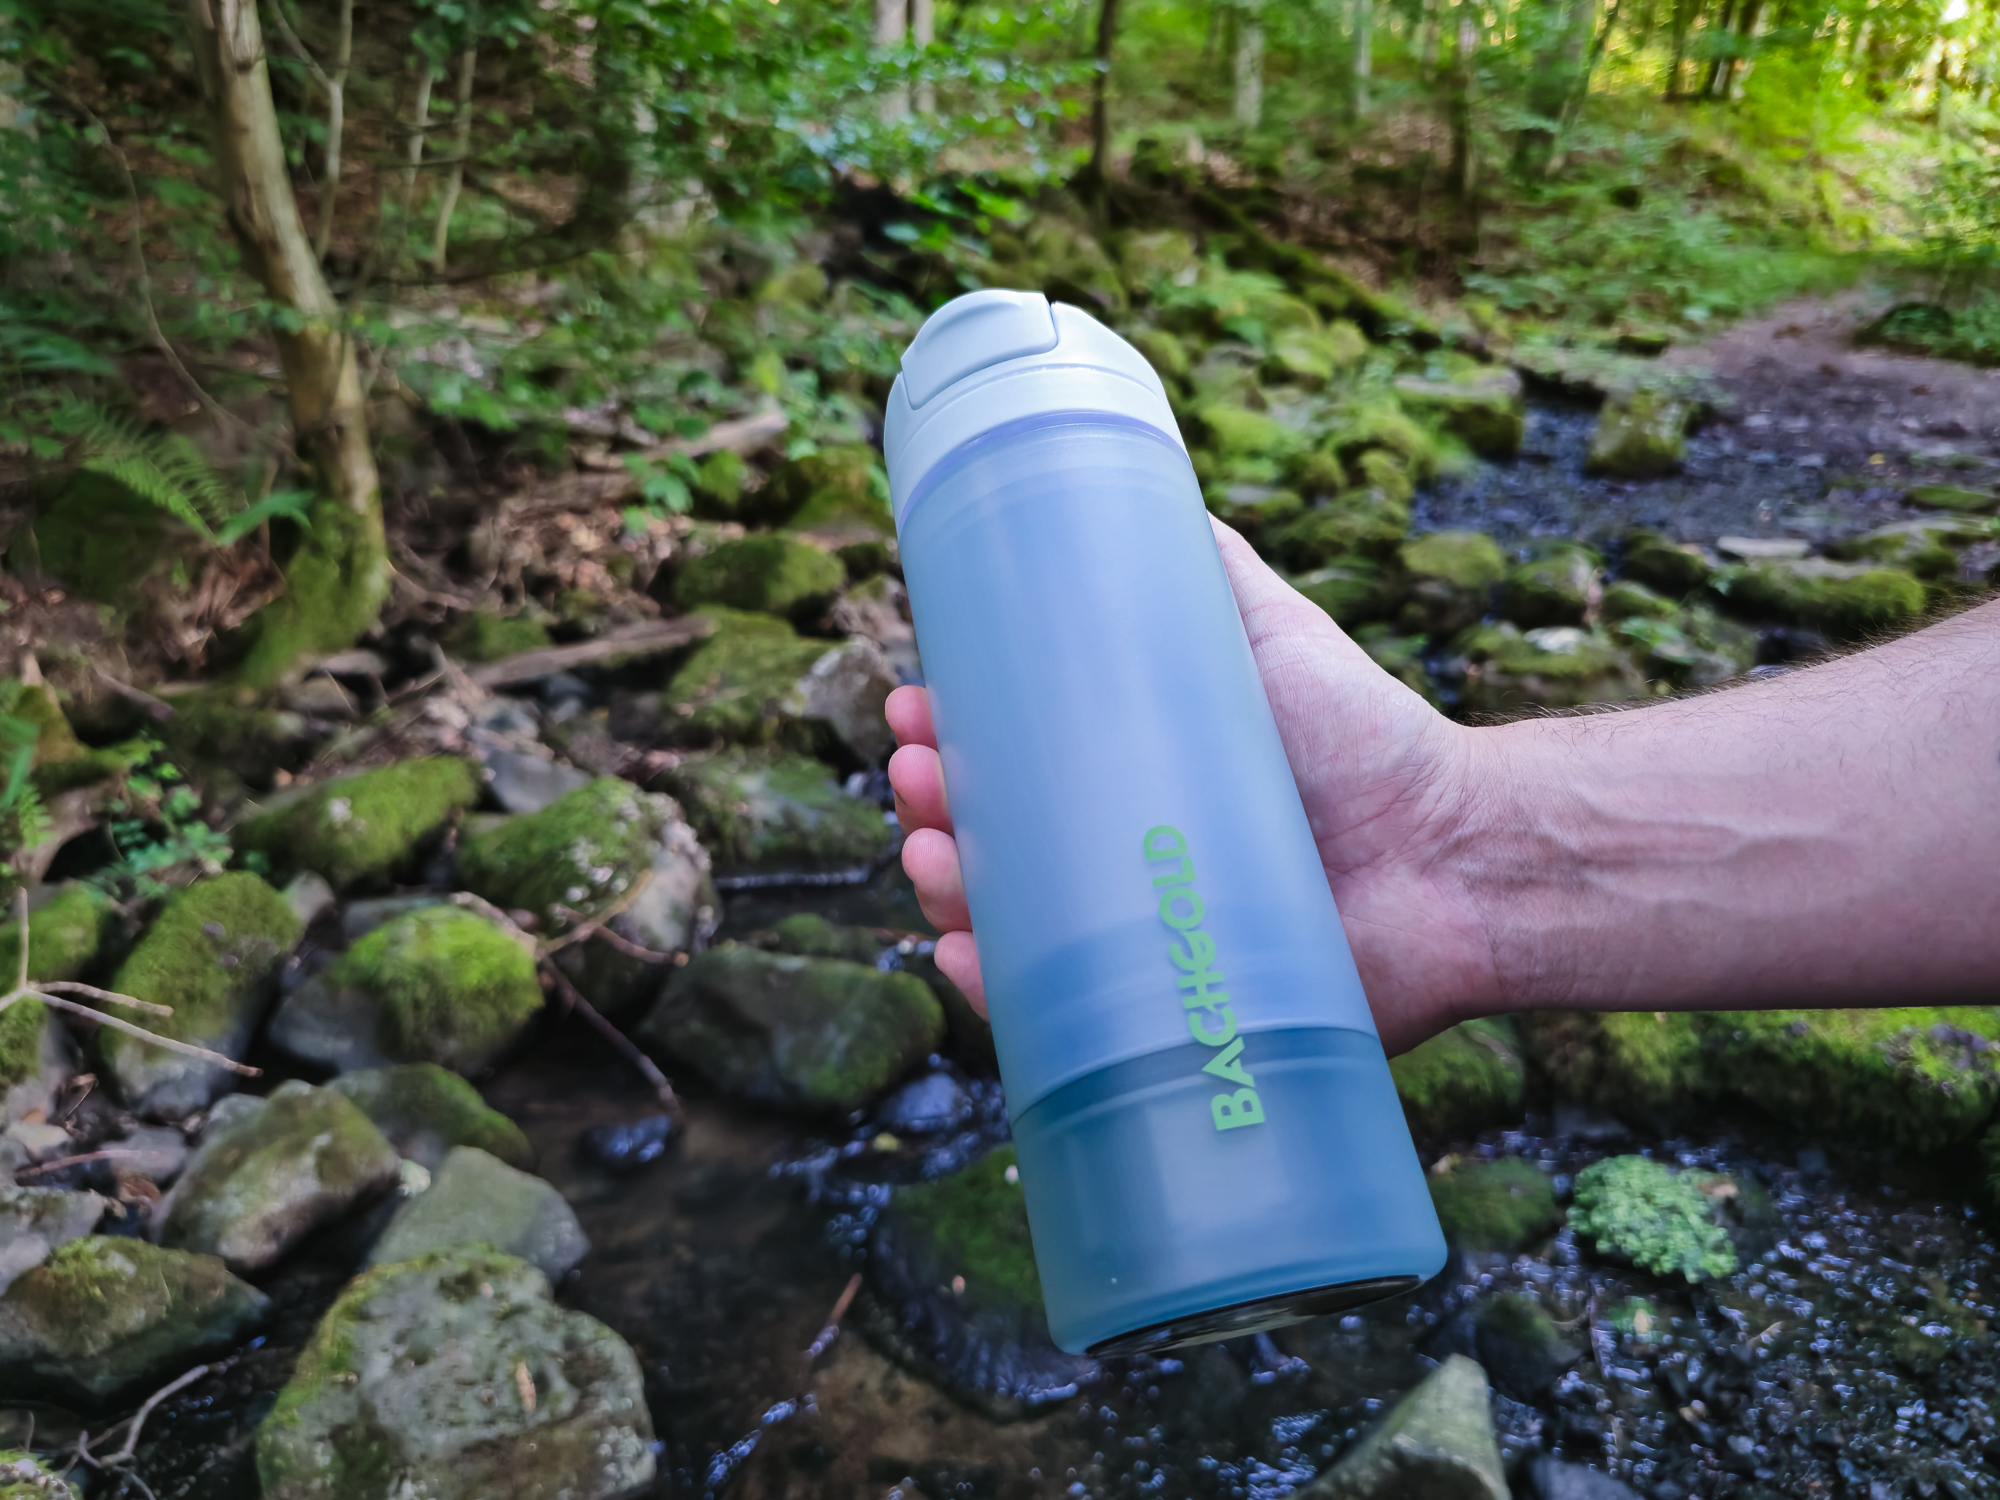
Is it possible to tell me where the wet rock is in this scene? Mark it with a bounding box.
[1586,387,1689,478]
[161,1080,400,1274]
[866,1146,1098,1421]
[760,911,885,964]
[1394,369,1526,460]
[1617,528,1713,596]
[1265,324,1368,390]
[639,943,943,1115]
[0,884,113,1125]
[757,444,889,531]
[0,1451,73,1496]
[579,1114,679,1174]
[1609,603,1757,687]
[1715,535,1810,562]
[1517,1009,1711,1121]
[794,637,900,765]
[1569,1155,1735,1282]
[1389,1019,1525,1139]
[1272,489,1412,570]
[1824,516,1989,578]
[1398,531,1507,635]
[329,1063,533,1172]
[876,1071,975,1136]
[280,871,336,926]
[0,1235,267,1405]
[100,872,304,1119]
[98,1123,189,1185]
[1907,482,2000,514]
[658,748,889,877]
[1528,1455,1645,1500]
[1294,1353,1507,1500]
[660,608,861,752]
[1473,1293,1580,1400]
[1427,1158,1560,1253]
[0,1186,104,1296]
[269,906,543,1076]
[1500,543,1601,628]
[481,747,594,816]
[235,758,482,891]
[1453,624,1644,714]
[256,1247,654,1500]
[1720,558,1926,641]
[370,1146,587,1281]
[827,574,919,680]
[1293,562,1395,627]
[675,534,847,623]
[458,776,716,1011]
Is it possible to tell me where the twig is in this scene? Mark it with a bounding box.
[461,616,714,690]
[803,1272,863,1367]
[447,891,538,954]
[541,962,681,1118]
[14,1148,154,1179]
[41,980,174,1017]
[549,914,673,965]
[537,868,652,957]
[92,668,175,723]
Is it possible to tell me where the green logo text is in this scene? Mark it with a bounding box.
[1144,825,1264,1132]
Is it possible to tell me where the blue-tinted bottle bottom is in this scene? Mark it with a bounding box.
[1010,1026,1447,1356]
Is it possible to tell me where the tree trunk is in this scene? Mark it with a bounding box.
[1353,0,1373,114]
[431,47,477,268]
[184,0,387,685]
[314,0,353,260]
[875,0,907,122]
[911,0,935,113]
[1515,0,1594,175]
[1234,1,1265,126]
[1085,0,1122,190]
[1445,7,1478,197]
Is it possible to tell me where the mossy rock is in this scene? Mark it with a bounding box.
[1499,544,1600,629]
[1394,370,1525,460]
[1323,398,1441,480]
[0,883,114,1112]
[157,689,309,787]
[689,448,752,518]
[639,943,943,1114]
[1428,1157,1561,1252]
[457,776,675,929]
[1272,489,1412,570]
[304,906,545,1075]
[757,444,889,530]
[0,1235,268,1405]
[0,1451,72,1497]
[1291,562,1395,627]
[1354,627,1441,707]
[1263,324,1367,390]
[894,1146,1040,1308]
[1193,404,1307,463]
[1355,448,1416,508]
[995,213,1128,315]
[760,912,885,965]
[1398,530,1507,635]
[1610,603,1757,687]
[1600,577,1678,620]
[1712,1007,2000,1153]
[256,1248,654,1500]
[1284,447,1349,500]
[659,607,836,748]
[445,611,551,664]
[1719,559,1926,640]
[1569,1156,1735,1282]
[1210,487,1308,554]
[102,872,305,1119]
[1473,1291,1581,1400]
[1306,1355,1507,1500]
[1618,528,1713,596]
[1389,1018,1525,1139]
[675,534,846,622]
[25,472,183,606]
[1127,327,1191,385]
[235,758,482,892]
[1188,343,1266,409]
[1453,624,1645,715]
[368,1146,587,1282]
[1586,387,1689,478]
[1516,1009,1712,1120]
[1907,483,2000,514]
[658,748,887,875]
[161,1080,400,1274]
[329,1063,532,1172]
[1824,517,1990,578]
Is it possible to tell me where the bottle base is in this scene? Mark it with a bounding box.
[1085,1273,1420,1357]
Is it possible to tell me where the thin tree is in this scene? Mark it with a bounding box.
[1235,0,1266,125]
[1083,0,1123,194]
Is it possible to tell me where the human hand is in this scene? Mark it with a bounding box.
[886,518,1505,1055]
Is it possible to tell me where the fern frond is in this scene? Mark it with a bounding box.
[51,398,239,541]
[11,783,50,855]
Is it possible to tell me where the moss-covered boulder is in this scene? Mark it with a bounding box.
[691,448,751,517]
[660,607,836,745]
[1389,1019,1526,1139]
[1297,1355,1507,1500]
[1824,517,1990,578]
[269,906,544,1076]
[256,1248,654,1500]
[987,212,1128,315]
[1127,327,1191,385]
[369,1146,587,1281]
[1517,1009,1711,1120]
[1586,387,1689,478]
[1711,1007,2000,1153]
[161,1080,400,1274]
[1272,489,1412,570]
[1499,543,1601,628]
[1569,1156,1735,1282]
[1427,1157,1561,1252]
[1194,403,1308,465]
[445,611,551,664]
[675,534,846,622]
[329,1064,532,1172]
[756,444,889,530]
[1399,530,1507,635]
[1610,603,1758,687]
[0,1452,72,1497]
[0,883,112,1125]
[1618,528,1713,596]
[1291,562,1395,627]
[1907,482,2000,514]
[235,758,482,892]
[1394,370,1526,460]
[0,1185,104,1297]
[1263,323,1367,390]
[1599,577,1678,621]
[1453,624,1645,715]
[1720,558,1926,640]
[1354,627,1442,707]
[658,748,888,876]
[101,872,304,1119]
[0,1235,267,1404]
[758,911,885,964]
[1473,1292,1582,1401]
[640,943,943,1114]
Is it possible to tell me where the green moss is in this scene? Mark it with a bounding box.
[660,608,831,747]
[235,758,481,891]
[1569,1156,1736,1282]
[327,908,542,1073]
[1500,545,1601,628]
[1455,623,1645,713]
[1824,518,1989,578]
[457,775,665,927]
[675,535,845,620]
[0,1000,48,1093]
[1587,387,1689,478]
[1127,327,1191,384]
[1908,483,2000,514]
[158,690,307,785]
[1612,603,1758,687]
[894,1146,1042,1308]
[659,748,886,872]
[763,912,884,965]
[1402,531,1509,591]
[1291,562,1393,626]
[1324,398,1441,479]
[28,472,177,604]
[1601,578,1678,620]
[836,538,894,581]
[329,1063,532,1170]
[1195,404,1306,462]
[1272,489,1412,570]
[108,872,302,1049]
[692,449,751,515]
[1389,1018,1526,1138]
[1428,1157,1562,1252]
[1393,374,1525,460]
[757,445,888,529]
[445,610,551,663]
[1720,559,1927,640]
[235,497,391,689]
[1619,528,1713,596]
[1517,1010,1712,1117]
[0,883,112,988]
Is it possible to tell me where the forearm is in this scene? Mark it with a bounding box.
[1458,596,2000,1015]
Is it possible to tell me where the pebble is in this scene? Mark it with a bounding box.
[875,1071,975,1136]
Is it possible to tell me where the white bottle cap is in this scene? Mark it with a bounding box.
[883,289,1184,529]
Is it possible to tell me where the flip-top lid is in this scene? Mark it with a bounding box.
[883,289,1184,529]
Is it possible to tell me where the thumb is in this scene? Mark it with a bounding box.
[1209,516,1379,685]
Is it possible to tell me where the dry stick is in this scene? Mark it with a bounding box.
[541,962,681,1117]
[430,47,478,268]
[107,1357,236,1467]
[13,1148,155,1179]
[92,667,174,724]
[803,1272,864,1367]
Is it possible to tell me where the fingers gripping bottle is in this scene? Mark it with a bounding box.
[885,289,1446,1357]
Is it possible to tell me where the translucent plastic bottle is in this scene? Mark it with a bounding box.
[884,289,1445,1357]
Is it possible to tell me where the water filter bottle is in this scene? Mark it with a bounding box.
[883,289,1446,1357]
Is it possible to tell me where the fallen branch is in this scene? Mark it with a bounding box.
[92,668,174,724]
[14,1148,154,1179]
[803,1272,863,1368]
[542,962,681,1119]
[462,616,715,690]
[641,408,789,462]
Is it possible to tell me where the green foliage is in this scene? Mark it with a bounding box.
[93,739,232,898]
[1570,1155,1736,1283]
[1428,1156,1563,1252]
